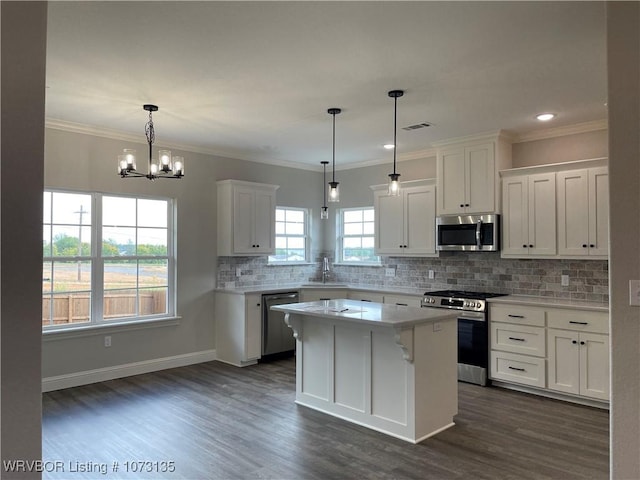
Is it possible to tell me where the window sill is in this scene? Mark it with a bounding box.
[333,262,383,267]
[42,316,182,341]
[267,262,315,266]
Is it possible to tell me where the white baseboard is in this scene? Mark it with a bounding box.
[42,349,217,392]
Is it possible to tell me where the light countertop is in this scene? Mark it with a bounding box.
[270,299,457,328]
[488,295,608,312]
[215,283,425,296]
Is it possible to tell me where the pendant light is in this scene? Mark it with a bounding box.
[327,108,341,202]
[320,161,329,220]
[387,90,404,196]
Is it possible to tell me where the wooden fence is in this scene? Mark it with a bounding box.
[43,291,167,325]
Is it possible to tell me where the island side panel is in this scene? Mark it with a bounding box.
[413,317,458,441]
[334,324,368,413]
[300,319,332,401]
[371,328,409,425]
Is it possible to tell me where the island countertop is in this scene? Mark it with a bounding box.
[271,299,456,328]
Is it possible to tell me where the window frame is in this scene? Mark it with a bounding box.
[42,189,176,331]
[336,206,381,265]
[268,206,311,265]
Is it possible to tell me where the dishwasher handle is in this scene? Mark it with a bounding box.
[263,293,299,302]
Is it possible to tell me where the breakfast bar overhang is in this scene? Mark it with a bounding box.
[271,299,458,443]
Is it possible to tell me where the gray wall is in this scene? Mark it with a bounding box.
[607,3,640,478]
[1,1,47,474]
[43,128,322,378]
[512,129,608,167]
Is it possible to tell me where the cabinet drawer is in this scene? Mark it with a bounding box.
[383,294,421,307]
[490,351,546,388]
[491,323,546,357]
[546,308,608,334]
[347,291,384,303]
[489,304,545,326]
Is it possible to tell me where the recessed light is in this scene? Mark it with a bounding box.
[536,113,556,121]
[383,144,395,150]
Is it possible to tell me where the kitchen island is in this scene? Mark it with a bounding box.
[271,299,458,443]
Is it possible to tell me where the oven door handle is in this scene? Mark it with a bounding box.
[476,219,482,249]
[458,314,485,322]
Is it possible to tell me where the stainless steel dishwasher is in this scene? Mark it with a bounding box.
[262,292,299,357]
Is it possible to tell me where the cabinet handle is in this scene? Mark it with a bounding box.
[582,244,588,248]
[508,366,526,372]
[460,204,464,208]
[572,340,578,344]
[569,321,589,325]
[508,314,524,318]
[360,299,372,302]
[529,244,534,248]
[257,303,261,307]
[396,303,408,306]
[256,244,260,248]
[319,298,331,301]
[580,341,586,345]
[403,245,408,248]
[508,337,526,342]
[590,244,595,248]
[523,244,527,248]
[465,203,470,207]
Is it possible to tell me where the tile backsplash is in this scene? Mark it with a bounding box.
[218,252,608,303]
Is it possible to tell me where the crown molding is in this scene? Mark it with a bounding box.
[335,147,437,172]
[431,129,515,148]
[45,118,320,171]
[512,119,608,143]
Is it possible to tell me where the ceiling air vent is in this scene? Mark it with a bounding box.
[402,122,432,131]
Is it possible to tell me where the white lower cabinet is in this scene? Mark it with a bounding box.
[215,292,263,367]
[490,304,546,388]
[547,315,609,400]
[489,302,609,403]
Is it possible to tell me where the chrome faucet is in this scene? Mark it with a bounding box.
[322,257,331,284]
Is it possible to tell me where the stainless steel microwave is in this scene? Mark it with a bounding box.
[436,214,500,251]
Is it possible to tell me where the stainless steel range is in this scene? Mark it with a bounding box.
[421,290,506,386]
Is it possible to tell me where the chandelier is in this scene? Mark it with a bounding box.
[117,104,185,180]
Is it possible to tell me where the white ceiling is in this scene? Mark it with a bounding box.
[45,1,607,170]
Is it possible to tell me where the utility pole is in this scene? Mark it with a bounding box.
[74,205,87,281]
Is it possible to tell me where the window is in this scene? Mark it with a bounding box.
[269,207,309,263]
[338,207,379,263]
[42,190,174,329]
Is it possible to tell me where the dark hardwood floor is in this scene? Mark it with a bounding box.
[42,358,609,480]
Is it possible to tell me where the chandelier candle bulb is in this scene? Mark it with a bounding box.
[159,149,172,172]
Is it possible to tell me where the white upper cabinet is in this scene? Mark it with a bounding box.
[372,179,437,256]
[217,180,279,256]
[502,172,556,257]
[435,133,512,215]
[557,167,609,258]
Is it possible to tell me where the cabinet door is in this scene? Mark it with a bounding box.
[557,169,590,256]
[383,294,421,307]
[588,168,609,256]
[466,143,495,213]
[404,186,436,254]
[437,148,466,215]
[253,189,276,254]
[233,187,257,254]
[374,191,404,255]
[579,332,609,400]
[547,328,580,395]
[502,176,529,255]
[245,294,262,361]
[528,173,556,255]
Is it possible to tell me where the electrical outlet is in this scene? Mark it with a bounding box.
[104,336,111,348]
[236,267,242,277]
[561,275,569,286]
[629,280,640,306]
[433,322,442,332]
[385,268,396,277]
[428,270,435,280]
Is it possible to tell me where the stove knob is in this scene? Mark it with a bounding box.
[470,302,477,308]
[463,301,470,307]
[429,298,435,304]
